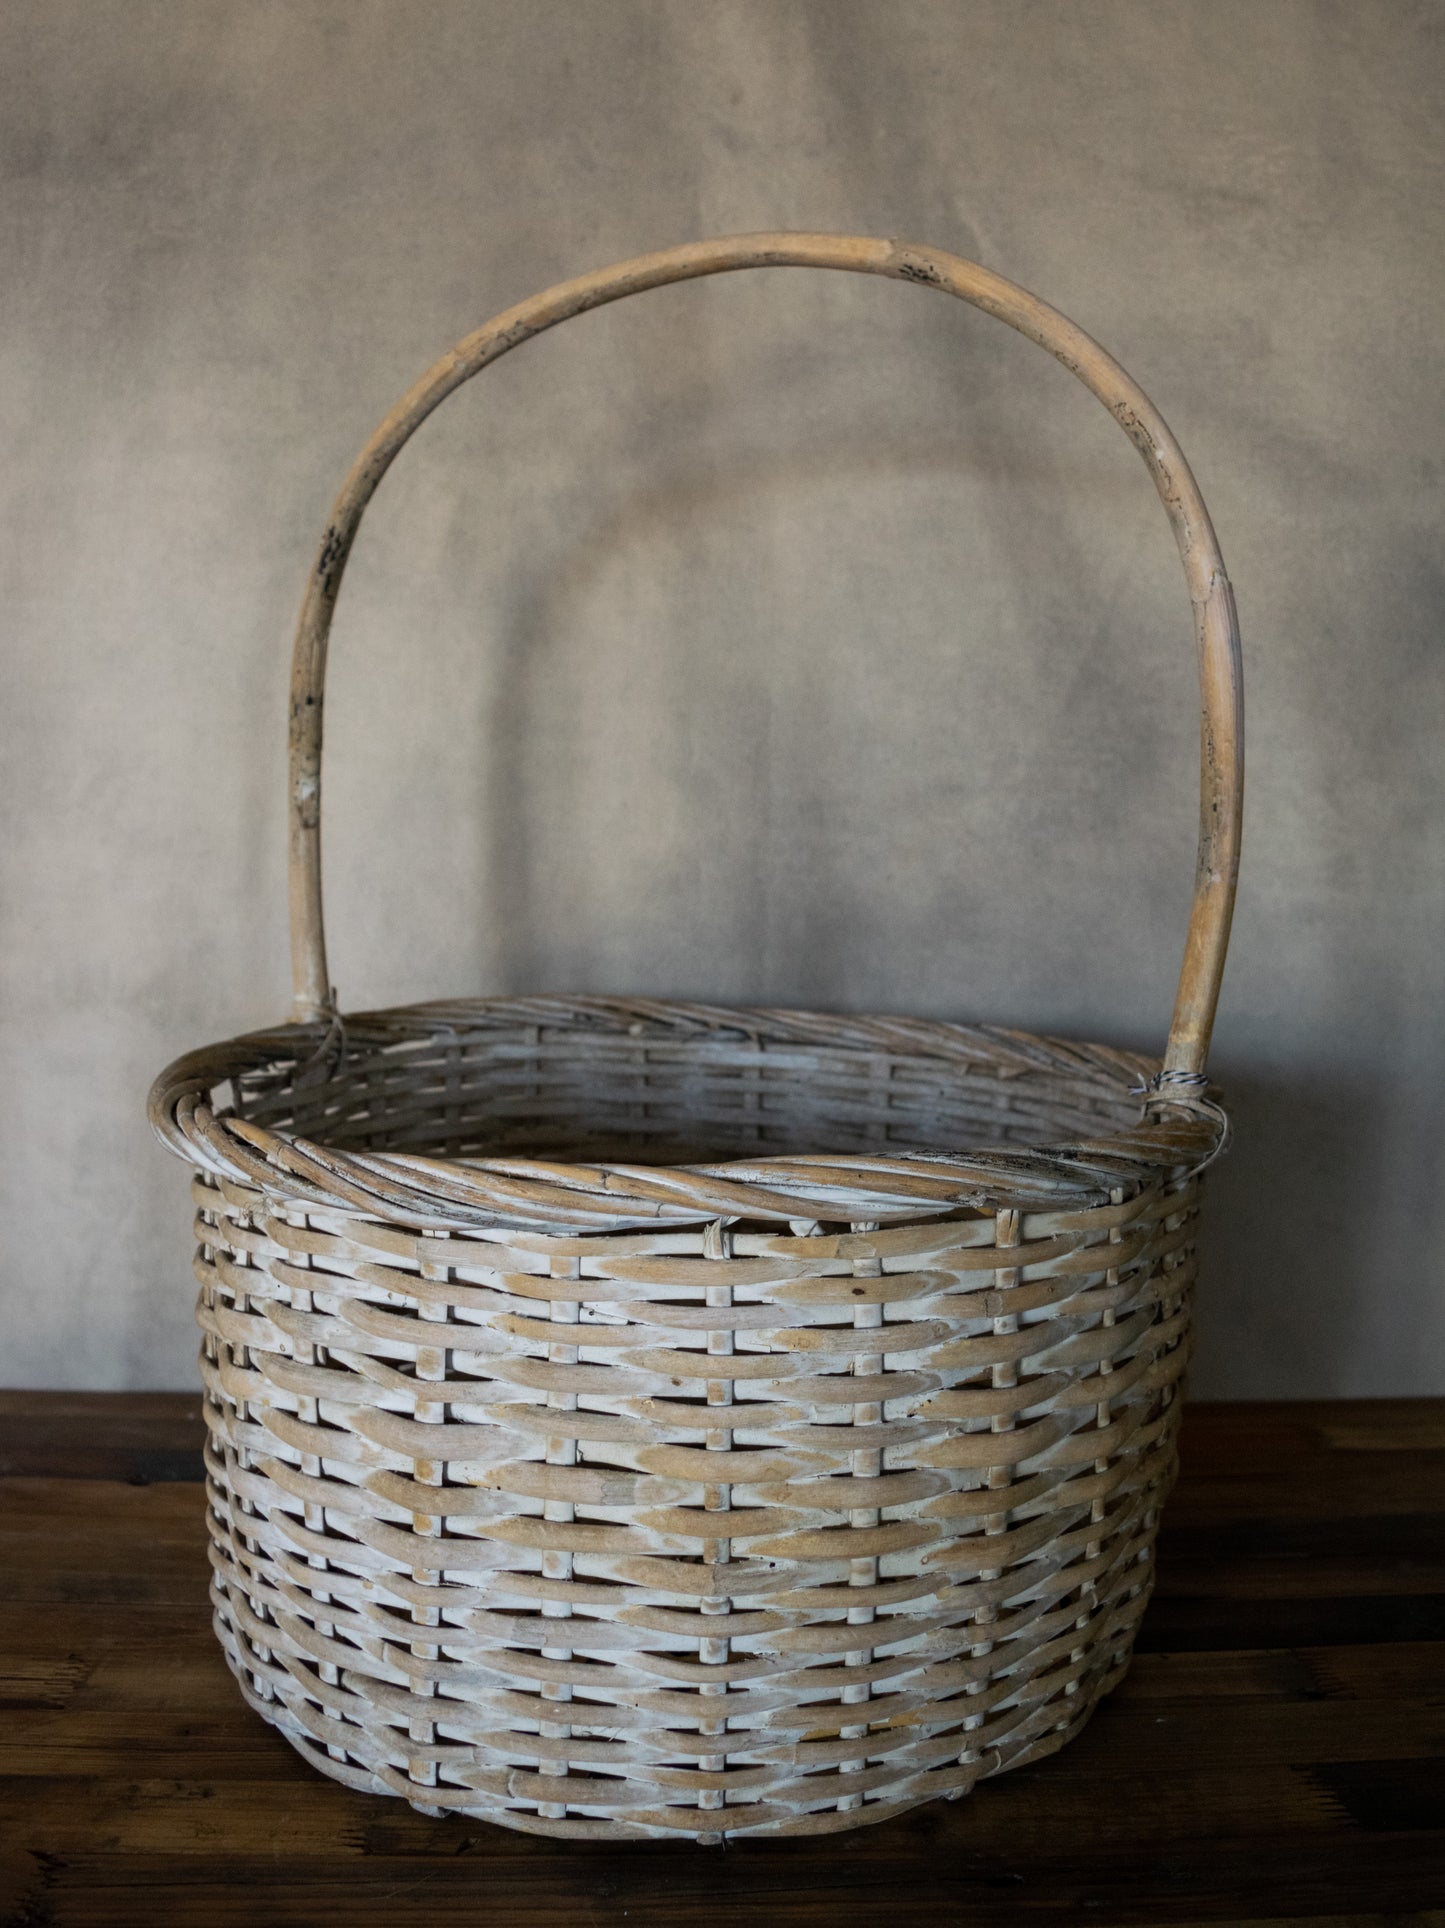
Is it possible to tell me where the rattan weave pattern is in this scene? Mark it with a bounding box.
[157,998,1210,1839]
[148,233,1243,1838]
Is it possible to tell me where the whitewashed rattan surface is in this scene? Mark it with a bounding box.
[149,235,1242,1840]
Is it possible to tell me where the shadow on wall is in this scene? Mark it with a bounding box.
[1192,1068,1398,1401]
[474,431,1183,1004]
[482,440,961,993]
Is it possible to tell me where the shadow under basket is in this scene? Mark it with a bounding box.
[148,234,1242,1841]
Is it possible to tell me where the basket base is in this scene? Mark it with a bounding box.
[207,1558,1151,1841]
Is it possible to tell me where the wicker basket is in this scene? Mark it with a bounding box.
[149,234,1243,1842]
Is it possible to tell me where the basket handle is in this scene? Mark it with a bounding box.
[287,233,1242,1078]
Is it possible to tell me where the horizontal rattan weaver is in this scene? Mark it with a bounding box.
[150,233,1243,1841]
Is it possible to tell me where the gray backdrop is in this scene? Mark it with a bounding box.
[3,0,1442,1395]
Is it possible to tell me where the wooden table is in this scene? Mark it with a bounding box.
[2,1393,1442,1925]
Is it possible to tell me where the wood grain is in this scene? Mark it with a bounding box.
[3,1394,1441,1924]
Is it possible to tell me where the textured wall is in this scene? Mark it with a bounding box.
[3,0,1442,1393]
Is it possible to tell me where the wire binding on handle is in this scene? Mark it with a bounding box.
[1130,1067,1232,1176]
[285,233,1243,1079]
[1131,1069,1210,1094]
[293,991,347,1090]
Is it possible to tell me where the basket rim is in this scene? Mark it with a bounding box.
[148,994,1224,1234]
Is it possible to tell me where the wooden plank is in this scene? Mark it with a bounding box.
[0,1761,1351,1856]
[6,1832,1445,1928]
[1177,1399,1445,1461]
[1138,1593,1445,1653]
[1166,1457,1445,1523]
[2,1395,1442,1926]
[4,1689,1440,1784]
[0,1392,205,1481]
[1119,1642,1445,1701]
[0,1481,209,1606]
[1152,1517,1445,1599]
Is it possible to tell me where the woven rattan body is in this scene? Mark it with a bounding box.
[149,236,1243,1840]
[162,1000,1211,1839]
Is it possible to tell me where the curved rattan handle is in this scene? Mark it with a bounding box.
[288,233,1243,1077]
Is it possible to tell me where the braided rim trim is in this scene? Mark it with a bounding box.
[149,996,1225,1233]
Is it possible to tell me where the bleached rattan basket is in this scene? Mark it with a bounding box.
[149,234,1243,1842]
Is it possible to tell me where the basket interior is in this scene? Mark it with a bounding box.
[228,1005,1148,1169]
